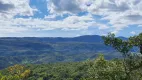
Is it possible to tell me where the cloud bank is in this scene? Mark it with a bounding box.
[0,0,142,37]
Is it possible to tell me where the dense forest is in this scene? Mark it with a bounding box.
[0,33,142,80]
[0,35,123,69]
[0,55,142,80]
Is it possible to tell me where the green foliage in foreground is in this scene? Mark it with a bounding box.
[0,55,142,80]
[0,65,31,80]
[103,33,142,80]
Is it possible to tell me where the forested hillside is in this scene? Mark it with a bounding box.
[0,55,142,80]
[0,33,142,80]
[0,35,122,69]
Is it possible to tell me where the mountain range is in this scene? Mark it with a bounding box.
[0,35,126,69]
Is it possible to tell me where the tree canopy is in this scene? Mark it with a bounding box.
[103,32,142,80]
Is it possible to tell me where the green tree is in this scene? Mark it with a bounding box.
[102,32,142,80]
[87,54,125,80]
[129,33,142,54]
[0,65,31,80]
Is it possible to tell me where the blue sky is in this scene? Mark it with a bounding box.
[0,0,142,37]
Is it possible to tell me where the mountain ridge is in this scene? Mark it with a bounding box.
[0,35,127,43]
[0,35,125,69]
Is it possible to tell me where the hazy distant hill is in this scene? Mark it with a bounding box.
[0,35,103,43]
[0,35,125,69]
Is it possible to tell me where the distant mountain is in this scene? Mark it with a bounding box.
[0,35,127,43]
[117,36,128,40]
[0,35,103,43]
[0,35,126,69]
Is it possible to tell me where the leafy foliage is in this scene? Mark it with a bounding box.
[0,65,31,80]
[129,33,142,54]
[1,55,142,80]
[102,33,133,54]
[103,33,142,80]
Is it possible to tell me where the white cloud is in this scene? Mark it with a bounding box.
[47,0,82,14]
[97,24,109,30]
[88,0,142,34]
[47,0,93,14]
[44,14,57,19]
[0,13,110,36]
[138,25,142,27]
[0,0,37,19]
[130,31,136,35]
[10,14,95,30]
[1,0,142,36]
[47,0,142,34]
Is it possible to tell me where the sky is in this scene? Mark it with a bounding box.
[0,0,142,37]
